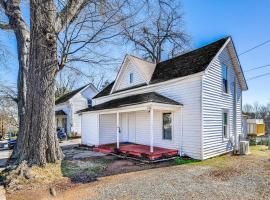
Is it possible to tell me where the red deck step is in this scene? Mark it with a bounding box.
[93,143,178,160]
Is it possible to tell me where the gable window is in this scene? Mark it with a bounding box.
[129,73,134,84]
[87,99,92,107]
[222,64,229,93]
[223,111,229,139]
[163,113,172,140]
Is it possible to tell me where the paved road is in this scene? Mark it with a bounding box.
[0,141,11,171]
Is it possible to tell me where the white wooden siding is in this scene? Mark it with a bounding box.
[70,94,88,135]
[115,62,146,91]
[69,85,97,136]
[99,114,117,144]
[94,74,203,159]
[202,46,242,159]
[81,113,99,146]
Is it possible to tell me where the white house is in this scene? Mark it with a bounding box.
[55,83,98,136]
[78,37,248,160]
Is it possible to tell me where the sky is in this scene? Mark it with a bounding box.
[182,0,270,105]
[0,0,270,105]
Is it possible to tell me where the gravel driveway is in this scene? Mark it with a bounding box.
[7,146,270,200]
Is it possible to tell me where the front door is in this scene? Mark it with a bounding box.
[128,112,136,143]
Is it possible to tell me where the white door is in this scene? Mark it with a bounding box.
[120,113,128,142]
[128,112,136,143]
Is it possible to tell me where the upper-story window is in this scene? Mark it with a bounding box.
[222,64,228,93]
[129,73,134,84]
[87,99,92,107]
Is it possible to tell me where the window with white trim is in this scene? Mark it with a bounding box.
[222,64,229,93]
[129,73,134,84]
[162,113,172,140]
[223,111,229,139]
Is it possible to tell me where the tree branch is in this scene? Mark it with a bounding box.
[55,0,92,33]
[0,22,12,30]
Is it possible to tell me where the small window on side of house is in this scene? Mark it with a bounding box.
[223,111,229,139]
[222,64,228,93]
[87,99,92,107]
[129,73,134,84]
[163,113,172,140]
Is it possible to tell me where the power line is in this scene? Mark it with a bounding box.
[245,63,270,72]
[247,72,270,81]
[222,38,270,67]
[238,39,270,56]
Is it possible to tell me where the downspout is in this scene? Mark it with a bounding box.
[180,107,183,156]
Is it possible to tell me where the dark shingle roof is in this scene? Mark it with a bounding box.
[93,37,228,99]
[55,85,88,105]
[79,92,182,113]
[55,110,67,115]
[150,37,228,84]
[93,81,115,99]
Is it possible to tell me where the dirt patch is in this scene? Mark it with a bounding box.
[209,167,242,181]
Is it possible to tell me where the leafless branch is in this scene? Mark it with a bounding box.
[0,22,11,29]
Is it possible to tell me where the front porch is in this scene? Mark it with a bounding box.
[80,92,184,160]
[94,143,178,160]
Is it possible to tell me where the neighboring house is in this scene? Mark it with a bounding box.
[245,119,265,137]
[55,84,98,136]
[264,115,270,135]
[78,37,248,160]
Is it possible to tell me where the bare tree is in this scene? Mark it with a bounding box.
[0,0,141,165]
[121,0,190,63]
[243,103,253,114]
[0,83,18,139]
[55,69,83,99]
[0,0,29,160]
[259,105,268,119]
[253,102,261,119]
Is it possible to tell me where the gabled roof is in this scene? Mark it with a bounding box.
[93,37,247,99]
[110,55,155,94]
[93,81,115,99]
[150,37,228,84]
[129,55,156,83]
[55,110,67,115]
[79,92,182,113]
[55,83,97,105]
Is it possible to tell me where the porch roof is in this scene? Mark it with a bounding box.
[78,92,182,113]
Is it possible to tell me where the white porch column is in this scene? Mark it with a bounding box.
[116,112,120,149]
[150,107,154,153]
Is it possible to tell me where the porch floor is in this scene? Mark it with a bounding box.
[93,143,178,160]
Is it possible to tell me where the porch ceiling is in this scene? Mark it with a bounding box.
[78,92,182,113]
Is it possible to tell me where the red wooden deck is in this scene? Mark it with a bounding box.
[93,143,178,160]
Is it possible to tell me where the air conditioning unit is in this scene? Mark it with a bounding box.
[239,141,250,155]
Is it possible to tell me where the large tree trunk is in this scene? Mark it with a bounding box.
[4,0,29,160]
[16,0,63,165]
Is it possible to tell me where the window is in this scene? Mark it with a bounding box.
[129,73,134,84]
[222,64,228,93]
[163,113,172,140]
[87,99,92,107]
[223,111,229,139]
